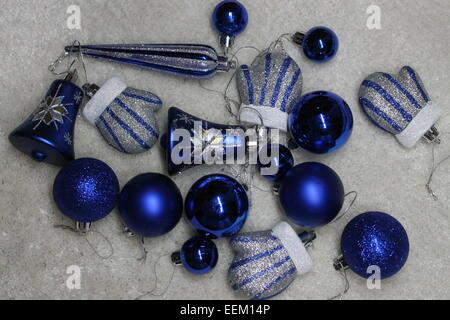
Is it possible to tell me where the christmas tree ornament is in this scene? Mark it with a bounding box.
[65,44,232,79]
[289,91,353,154]
[212,0,249,54]
[237,48,303,132]
[82,77,162,154]
[257,144,294,182]
[359,66,442,148]
[277,162,345,229]
[334,211,409,280]
[162,107,248,176]
[172,237,219,275]
[293,26,339,63]
[229,222,316,300]
[9,70,83,166]
[119,173,183,238]
[53,158,120,223]
[185,174,249,239]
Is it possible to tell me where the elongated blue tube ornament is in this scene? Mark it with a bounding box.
[65,44,231,78]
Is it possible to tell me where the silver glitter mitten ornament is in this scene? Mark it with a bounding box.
[83,77,162,154]
[359,66,442,148]
[237,49,303,132]
[229,222,315,300]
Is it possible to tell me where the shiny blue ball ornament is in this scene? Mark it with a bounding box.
[212,0,248,37]
[257,144,294,182]
[289,91,353,154]
[302,26,339,63]
[185,174,249,239]
[341,212,409,279]
[180,237,219,275]
[119,173,183,238]
[53,158,120,223]
[278,162,344,228]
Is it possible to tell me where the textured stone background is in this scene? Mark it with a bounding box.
[0,0,449,300]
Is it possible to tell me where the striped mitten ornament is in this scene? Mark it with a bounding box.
[83,77,162,154]
[359,66,442,148]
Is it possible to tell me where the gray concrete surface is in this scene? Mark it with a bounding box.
[0,0,449,300]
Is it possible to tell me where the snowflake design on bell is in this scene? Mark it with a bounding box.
[174,114,196,126]
[64,132,73,146]
[32,95,73,130]
[74,91,83,104]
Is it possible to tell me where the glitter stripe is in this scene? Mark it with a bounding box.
[230,245,284,270]
[231,236,278,244]
[99,115,128,153]
[252,267,297,300]
[270,58,292,108]
[362,80,413,122]
[404,66,430,102]
[259,53,272,105]
[242,66,254,105]
[280,69,301,112]
[115,98,159,138]
[232,256,291,291]
[381,73,423,110]
[106,108,150,150]
[122,91,162,105]
[360,97,402,132]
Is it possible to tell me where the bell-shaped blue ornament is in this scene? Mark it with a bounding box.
[172,237,219,275]
[9,71,83,166]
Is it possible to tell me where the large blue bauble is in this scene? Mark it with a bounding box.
[257,144,294,182]
[181,237,219,275]
[302,26,339,63]
[289,91,353,154]
[119,173,183,238]
[185,174,249,239]
[278,162,344,228]
[212,0,249,37]
[53,158,120,223]
[341,212,409,279]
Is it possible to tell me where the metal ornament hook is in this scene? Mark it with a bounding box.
[426,132,450,201]
[48,40,88,84]
[329,255,351,300]
[332,191,358,224]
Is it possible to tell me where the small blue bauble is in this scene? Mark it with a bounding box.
[278,162,344,228]
[289,91,353,154]
[185,174,249,239]
[257,144,294,182]
[302,26,339,63]
[119,173,183,238]
[181,237,219,275]
[212,0,249,36]
[53,158,120,223]
[341,212,409,279]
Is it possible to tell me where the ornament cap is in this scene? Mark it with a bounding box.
[292,32,305,46]
[171,252,182,266]
[333,255,349,271]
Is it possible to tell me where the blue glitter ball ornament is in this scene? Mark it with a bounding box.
[278,162,344,228]
[341,212,409,279]
[212,0,248,37]
[180,237,219,275]
[257,144,294,182]
[185,174,249,239]
[53,158,120,223]
[289,91,353,154]
[119,173,183,238]
[302,26,339,63]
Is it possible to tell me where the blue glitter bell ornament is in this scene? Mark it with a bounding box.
[335,212,409,280]
[119,173,183,238]
[9,70,83,166]
[82,77,162,154]
[53,158,120,223]
[185,174,249,239]
[293,26,339,63]
[229,222,316,300]
[289,91,353,154]
[172,237,219,275]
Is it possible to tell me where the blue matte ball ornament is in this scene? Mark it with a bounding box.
[257,144,294,182]
[185,174,249,239]
[212,0,249,37]
[302,26,339,63]
[180,237,219,275]
[341,212,409,279]
[289,91,353,154]
[53,158,120,223]
[278,162,345,228]
[119,173,183,238]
